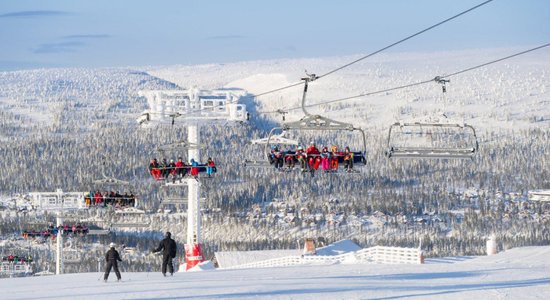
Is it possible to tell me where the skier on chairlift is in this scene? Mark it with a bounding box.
[296,146,307,172]
[271,147,284,170]
[330,145,340,171]
[168,159,177,178]
[306,142,321,171]
[284,145,296,170]
[206,157,216,177]
[343,146,354,172]
[320,146,331,172]
[190,158,200,177]
[161,158,170,179]
[149,158,161,180]
[175,157,186,178]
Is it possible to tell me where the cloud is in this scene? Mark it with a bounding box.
[0,10,70,18]
[62,34,111,40]
[33,41,85,54]
[206,35,247,40]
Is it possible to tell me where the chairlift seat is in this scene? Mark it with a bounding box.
[386,147,476,159]
[386,122,479,159]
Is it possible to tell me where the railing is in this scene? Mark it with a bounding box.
[0,262,33,275]
[223,246,422,270]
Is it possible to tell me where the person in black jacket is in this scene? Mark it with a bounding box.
[152,231,177,276]
[104,242,122,282]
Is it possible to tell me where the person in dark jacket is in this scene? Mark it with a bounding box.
[152,231,177,276]
[104,242,122,282]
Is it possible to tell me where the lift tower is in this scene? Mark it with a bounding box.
[138,88,248,270]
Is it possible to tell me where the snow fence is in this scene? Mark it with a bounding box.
[224,246,422,269]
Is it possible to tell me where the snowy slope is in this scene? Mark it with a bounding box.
[1,245,550,300]
[148,48,550,131]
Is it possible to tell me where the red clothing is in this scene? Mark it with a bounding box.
[306,146,321,170]
[306,146,320,155]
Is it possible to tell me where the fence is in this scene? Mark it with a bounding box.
[224,246,422,270]
[0,262,33,276]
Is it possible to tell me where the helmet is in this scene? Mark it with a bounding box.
[109,242,116,248]
[165,232,171,238]
[310,141,315,145]
[170,159,174,163]
[297,146,303,150]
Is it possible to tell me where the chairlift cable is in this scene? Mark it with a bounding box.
[316,0,494,80]
[251,0,494,99]
[260,43,550,114]
[139,1,495,121]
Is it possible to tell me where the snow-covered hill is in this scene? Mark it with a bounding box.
[148,48,550,131]
[1,245,550,300]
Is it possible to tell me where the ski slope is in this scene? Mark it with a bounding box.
[1,246,550,300]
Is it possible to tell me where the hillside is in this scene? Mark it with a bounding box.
[1,245,550,299]
[0,48,549,275]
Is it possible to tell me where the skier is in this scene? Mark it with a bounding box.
[149,158,162,180]
[190,159,200,177]
[206,157,216,177]
[295,146,307,171]
[330,145,340,171]
[320,146,331,172]
[104,242,122,282]
[343,146,354,172]
[306,142,321,171]
[175,157,186,178]
[271,147,284,170]
[151,231,177,276]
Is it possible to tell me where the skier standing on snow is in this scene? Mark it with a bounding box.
[104,242,122,282]
[151,231,177,276]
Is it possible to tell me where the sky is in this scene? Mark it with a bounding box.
[0,0,548,71]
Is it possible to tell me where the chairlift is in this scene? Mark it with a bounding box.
[149,145,216,183]
[109,207,151,228]
[244,132,299,168]
[385,78,479,159]
[264,73,367,173]
[62,248,81,264]
[528,190,550,202]
[385,121,479,159]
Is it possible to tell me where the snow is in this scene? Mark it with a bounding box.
[315,239,362,256]
[215,249,301,269]
[1,245,550,299]
[148,48,550,132]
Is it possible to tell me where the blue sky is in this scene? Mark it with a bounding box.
[0,0,548,71]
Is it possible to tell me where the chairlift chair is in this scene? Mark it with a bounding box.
[264,73,367,172]
[151,140,216,183]
[244,132,299,168]
[62,248,81,264]
[110,207,151,228]
[386,77,480,160]
[385,121,479,159]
